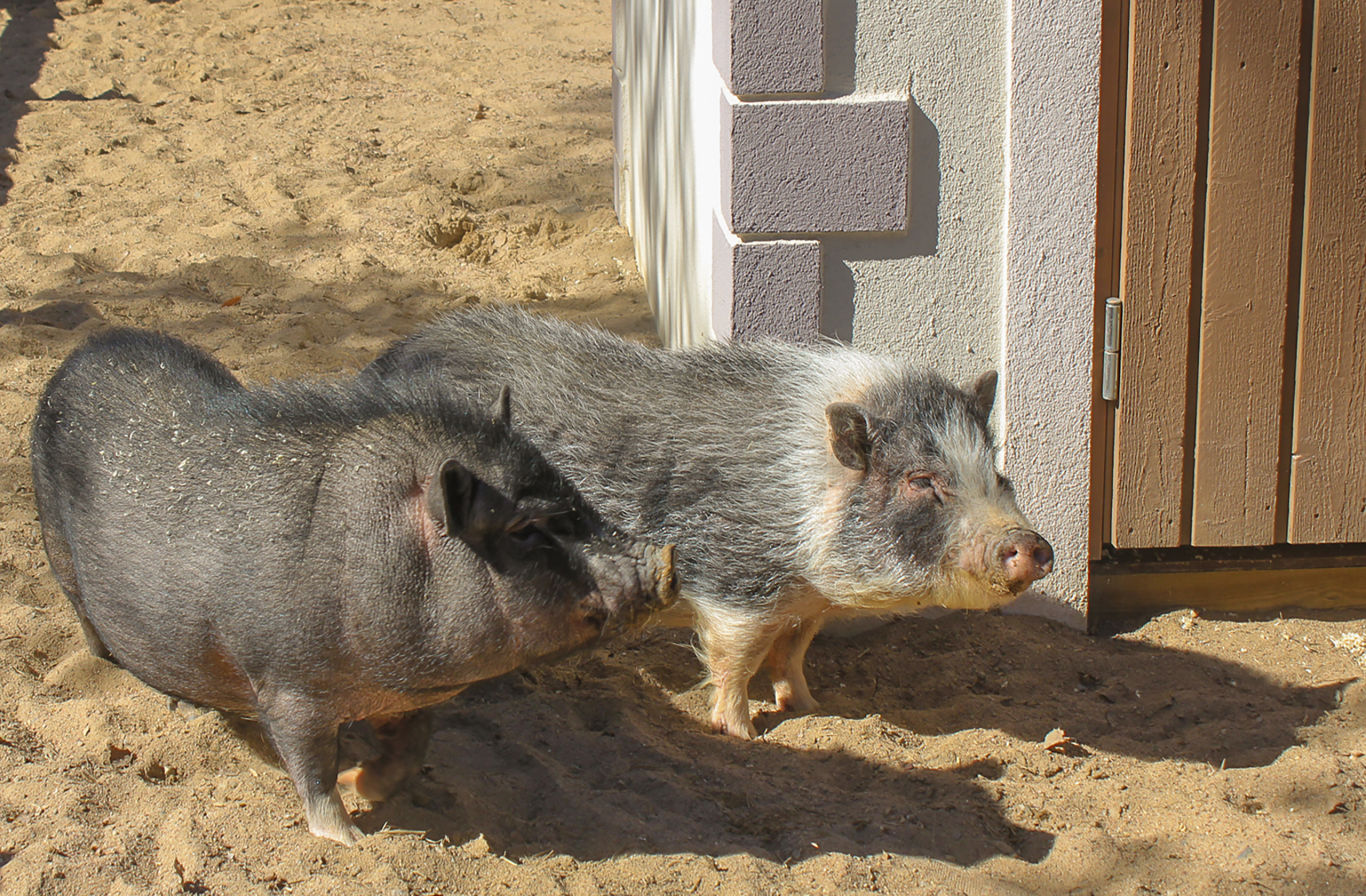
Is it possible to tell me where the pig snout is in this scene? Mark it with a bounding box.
[955,527,1054,596]
[585,541,678,636]
[997,529,1054,592]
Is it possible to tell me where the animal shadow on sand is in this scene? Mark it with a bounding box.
[352,611,1348,865]
[352,671,1053,866]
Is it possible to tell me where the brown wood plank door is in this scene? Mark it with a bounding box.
[1192,0,1302,546]
[1103,0,1366,551]
[1110,0,1205,549]
[1290,0,1366,543]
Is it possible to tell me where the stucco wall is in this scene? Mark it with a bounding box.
[821,0,1008,389]
[614,0,1101,623]
[614,0,1013,374]
[999,0,1102,627]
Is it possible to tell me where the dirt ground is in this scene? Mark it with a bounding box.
[1,1,1364,893]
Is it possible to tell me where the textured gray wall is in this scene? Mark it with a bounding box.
[820,0,1008,391]
[711,226,823,342]
[998,0,1103,627]
[714,0,824,96]
[722,99,909,235]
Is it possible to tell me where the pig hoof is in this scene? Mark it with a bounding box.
[304,793,363,845]
[309,816,362,846]
[709,710,757,740]
[774,692,819,714]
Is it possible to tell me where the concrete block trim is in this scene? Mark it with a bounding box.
[713,216,823,342]
[722,98,910,236]
[714,0,824,96]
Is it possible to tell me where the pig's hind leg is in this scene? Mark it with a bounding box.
[40,520,112,660]
[338,709,434,802]
[255,691,360,845]
[762,613,825,713]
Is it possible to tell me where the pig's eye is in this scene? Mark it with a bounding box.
[506,517,551,547]
[902,474,941,504]
[541,511,578,539]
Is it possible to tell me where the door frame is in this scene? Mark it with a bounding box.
[999,0,1107,628]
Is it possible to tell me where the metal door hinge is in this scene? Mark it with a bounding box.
[1102,297,1122,402]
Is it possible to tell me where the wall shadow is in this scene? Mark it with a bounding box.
[821,100,940,341]
[1,1,134,206]
[0,228,488,369]
[823,0,856,97]
[0,0,59,205]
[803,612,1348,769]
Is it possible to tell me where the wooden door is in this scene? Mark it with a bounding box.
[1102,0,1366,551]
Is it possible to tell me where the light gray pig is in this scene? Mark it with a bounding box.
[31,328,676,844]
[365,308,1052,738]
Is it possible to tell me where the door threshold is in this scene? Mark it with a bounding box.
[1091,544,1366,617]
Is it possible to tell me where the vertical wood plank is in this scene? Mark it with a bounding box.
[1111,0,1205,548]
[1191,0,1302,545]
[1290,0,1366,543]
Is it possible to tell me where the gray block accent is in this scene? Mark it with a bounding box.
[714,0,824,96]
[713,217,822,342]
[732,239,822,341]
[722,99,909,235]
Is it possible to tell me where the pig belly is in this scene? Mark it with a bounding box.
[93,623,259,715]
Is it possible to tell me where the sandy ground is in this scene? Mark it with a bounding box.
[1,1,1365,893]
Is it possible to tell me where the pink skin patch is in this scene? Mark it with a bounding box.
[409,477,443,551]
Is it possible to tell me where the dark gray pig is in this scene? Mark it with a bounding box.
[365,307,1053,739]
[30,328,677,844]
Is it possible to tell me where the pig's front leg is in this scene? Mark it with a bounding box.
[256,689,359,845]
[697,606,785,739]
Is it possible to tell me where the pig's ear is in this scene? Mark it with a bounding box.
[491,385,512,427]
[429,458,499,539]
[827,402,873,471]
[968,371,998,418]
